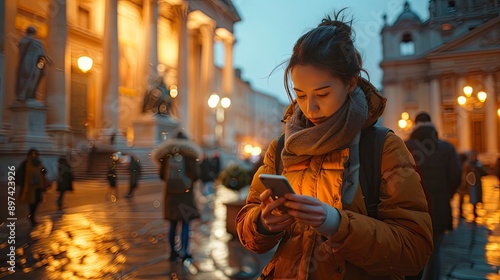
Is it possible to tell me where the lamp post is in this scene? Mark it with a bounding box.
[208,92,231,147]
[457,85,487,111]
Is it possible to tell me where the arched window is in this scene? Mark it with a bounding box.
[400,33,415,56]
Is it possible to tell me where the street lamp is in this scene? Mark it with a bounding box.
[208,93,231,146]
[457,85,487,111]
[77,56,93,73]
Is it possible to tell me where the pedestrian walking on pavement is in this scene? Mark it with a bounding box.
[153,131,202,262]
[236,9,432,279]
[457,152,470,218]
[405,111,462,280]
[463,150,489,219]
[106,156,119,201]
[56,156,74,210]
[125,155,141,198]
[16,148,50,226]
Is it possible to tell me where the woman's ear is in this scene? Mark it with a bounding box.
[349,77,359,92]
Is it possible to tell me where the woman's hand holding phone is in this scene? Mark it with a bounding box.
[258,174,328,230]
[259,189,295,233]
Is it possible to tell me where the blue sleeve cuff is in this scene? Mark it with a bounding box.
[314,205,341,236]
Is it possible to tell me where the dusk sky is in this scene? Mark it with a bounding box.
[225,0,429,103]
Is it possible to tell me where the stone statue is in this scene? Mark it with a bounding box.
[142,76,173,116]
[16,26,48,101]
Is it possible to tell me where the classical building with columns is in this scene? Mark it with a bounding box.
[0,0,286,180]
[381,0,500,163]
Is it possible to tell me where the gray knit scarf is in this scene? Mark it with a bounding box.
[282,86,368,205]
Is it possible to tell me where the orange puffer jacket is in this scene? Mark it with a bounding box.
[236,79,433,280]
[236,133,432,279]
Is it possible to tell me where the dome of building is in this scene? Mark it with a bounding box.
[394,1,422,25]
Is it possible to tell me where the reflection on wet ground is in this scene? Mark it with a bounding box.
[1,176,500,279]
[0,182,272,279]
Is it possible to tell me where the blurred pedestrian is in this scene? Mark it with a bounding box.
[17,148,48,226]
[200,153,216,196]
[211,151,221,179]
[464,150,488,219]
[155,131,202,262]
[87,143,97,174]
[236,9,432,279]
[405,111,462,280]
[56,156,74,210]
[457,152,470,218]
[106,155,119,201]
[125,155,141,198]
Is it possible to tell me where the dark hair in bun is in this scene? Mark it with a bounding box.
[283,8,367,102]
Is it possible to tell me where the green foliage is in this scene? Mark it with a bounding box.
[218,164,249,191]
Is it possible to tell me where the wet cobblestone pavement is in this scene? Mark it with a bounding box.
[0,181,273,279]
[1,176,500,279]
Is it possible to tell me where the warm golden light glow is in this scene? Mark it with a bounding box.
[220,97,231,108]
[477,91,487,102]
[244,144,253,154]
[463,86,473,97]
[457,96,467,105]
[401,112,410,120]
[251,146,262,156]
[497,109,500,118]
[398,119,407,129]
[457,85,487,111]
[208,93,220,108]
[170,85,178,98]
[77,56,93,73]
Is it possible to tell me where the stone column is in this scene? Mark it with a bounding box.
[199,23,215,145]
[143,0,158,78]
[484,73,497,154]
[429,78,443,136]
[222,35,234,148]
[457,76,471,152]
[45,0,70,147]
[222,35,234,97]
[101,0,119,143]
[174,3,189,131]
[0,0,4,133]
[2,0,16,131]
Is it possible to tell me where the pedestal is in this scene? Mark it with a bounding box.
[8,100,53,149]
[132,114,179,147]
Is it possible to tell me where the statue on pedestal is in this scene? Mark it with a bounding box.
[16,26,49,101]
[142,76,173,116]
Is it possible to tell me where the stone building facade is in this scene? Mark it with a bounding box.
[381,0,500,163]
[0,0,286,180]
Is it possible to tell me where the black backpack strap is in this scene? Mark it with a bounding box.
[359,125,392,219]
[275,134,285,175]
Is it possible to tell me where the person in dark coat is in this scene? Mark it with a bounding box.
[17,148,48,226]
[106,157,119,201]
[200,153,216,196]
[56,157,74,210]
[405,111,462,280]
[156,131,201,262]
[464,150,488,218]
[125,155,141,198]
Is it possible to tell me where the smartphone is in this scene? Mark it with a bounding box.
[258,174,295,213]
